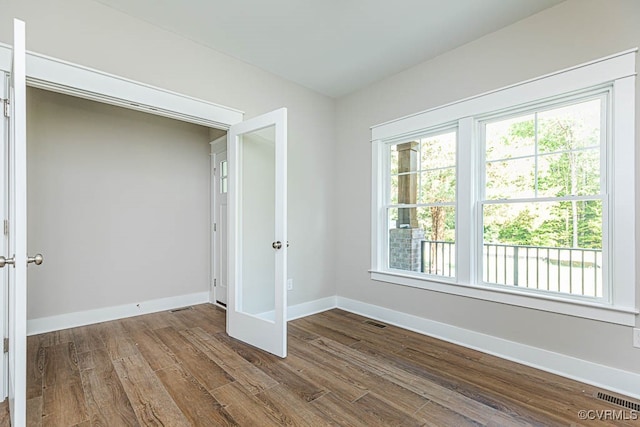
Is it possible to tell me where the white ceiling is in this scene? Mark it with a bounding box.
[93,0,565,98]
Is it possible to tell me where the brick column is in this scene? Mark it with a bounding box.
[389,228,425,271]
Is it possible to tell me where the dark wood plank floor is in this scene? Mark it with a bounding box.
[2,304,638,426]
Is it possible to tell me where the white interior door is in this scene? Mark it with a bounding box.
[0,65,8,403]
[214,150,228,306]
[6,18,27,427]
[227,108,287,358]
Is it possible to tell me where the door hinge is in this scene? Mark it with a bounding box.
[3,338,8,353]
[3,99,9,118]
[3,220,7,236]
[214,278,217,287]
[213,223,217,232]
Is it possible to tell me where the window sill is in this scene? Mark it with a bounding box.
[369,270,638,326]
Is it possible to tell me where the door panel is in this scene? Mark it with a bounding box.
[8,18,27,427]
[0,72,8,401]
[227,108,287,358]
[214,151,228,305]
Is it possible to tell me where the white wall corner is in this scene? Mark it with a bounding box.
[27,292,210,335]
[336,296,640,401]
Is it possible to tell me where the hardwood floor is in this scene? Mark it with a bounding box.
[3,304,638,426]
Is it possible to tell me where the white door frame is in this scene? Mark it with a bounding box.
[0,41,245,406]
[0,43,244,129]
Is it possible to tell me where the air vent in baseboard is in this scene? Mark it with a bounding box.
[169,306,193,313]
[596,391,640,411]
[363,320,387,329]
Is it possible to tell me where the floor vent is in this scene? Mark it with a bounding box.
[596,392,640,411]
[363,320,387,329]
[169,306,193,313]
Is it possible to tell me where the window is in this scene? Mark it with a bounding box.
[371,51,637,325]
[481,95,606,298]
[387,130,457,277]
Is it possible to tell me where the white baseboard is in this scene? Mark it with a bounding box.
[336,296,640,401]
[27,291,210,335]
[244,296,338,322]
[288,296,337,320]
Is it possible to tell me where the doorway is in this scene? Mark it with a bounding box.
[1,27,288,423]
[26,87,215,323]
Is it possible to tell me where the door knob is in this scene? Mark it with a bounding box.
[28,254,44,265]
[272,241,282,250]
[0,254,43,268]
[0,256,15,268]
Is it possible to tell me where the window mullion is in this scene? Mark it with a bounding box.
[610,77,635,308]
[534,112,539,198]
[457,117,474,284]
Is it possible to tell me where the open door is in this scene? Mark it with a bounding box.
[227,108,287,358]
[3,19,43,425]
[5,18,27,427]
[213,150,229,306]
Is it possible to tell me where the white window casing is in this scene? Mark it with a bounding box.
[370,49,637,326]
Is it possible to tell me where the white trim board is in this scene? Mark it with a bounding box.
[336,296,640,401]
[288,296,337,321]
[27,292,209,335]
[237,296,338,322]
[371,49,637,141]
[27,293,337,336]
[0,43,244,129]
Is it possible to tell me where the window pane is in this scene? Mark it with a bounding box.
[538,99,601,153]
[221,160,228,177]
[482,200,602,297]
[485,157,535,200]
[485,114,535,161]
[390,175,398,204]
[537,149,600,197]
[421,131,456,170]
[390,144,399,174]
[419,168,455,204]
[388,206,455,277]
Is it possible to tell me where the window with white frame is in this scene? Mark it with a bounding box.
[480,93,606,298]
[370,50,637,326]
[387,129,457,277]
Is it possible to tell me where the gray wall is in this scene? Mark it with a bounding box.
[334,0,640,374]
[1,0,337,318]
[26,88,211,318]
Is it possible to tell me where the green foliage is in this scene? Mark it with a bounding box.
[484,103,602,249]
[497,209,534,245]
